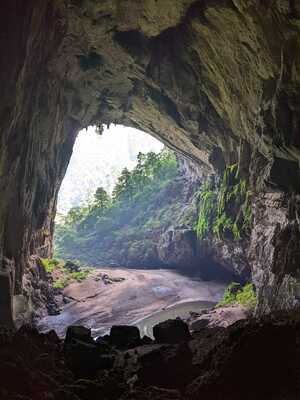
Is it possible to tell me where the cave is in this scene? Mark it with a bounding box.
[48,124,236,337]
[56,124,164,216]
[1,1,300,398]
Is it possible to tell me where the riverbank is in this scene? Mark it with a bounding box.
[38,267,226,338]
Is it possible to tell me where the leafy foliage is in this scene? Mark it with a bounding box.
[40,258,60,273]
[217,282,257,309]
[40,258,93,289]
[236,283,257,308]
[195,181,216,239]
[196,164,252,240]
[54,149,180,263]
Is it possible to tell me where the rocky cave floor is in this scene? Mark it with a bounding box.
[1,311,300,400]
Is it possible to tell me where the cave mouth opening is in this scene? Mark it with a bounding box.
[55,124,164,217]
[38,123,230,338]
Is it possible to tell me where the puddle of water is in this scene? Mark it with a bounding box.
[135,300,216,338]
[152,286,172,295]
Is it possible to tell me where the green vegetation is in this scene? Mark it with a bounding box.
[195,181,216,239]
[40,258,93,289]
[196,164,252,241]
[40,258,60,273]
[54,149,181,264]
[217,282,257,309]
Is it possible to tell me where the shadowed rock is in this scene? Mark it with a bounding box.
[153,318,191,344]
[109,325,141,349]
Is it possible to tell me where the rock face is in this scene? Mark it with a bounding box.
[109,325,141,349]
[13,257,59,327]
[250,192,300,314]
[1,313,300,399]
[189,304,248,331]
[1,1,300,324]
[55,157,202,271]
[56,153,246,282]
[158,227,197,267]
[153,318,191,344]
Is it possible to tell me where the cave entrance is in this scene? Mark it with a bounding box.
[56,124,164,216]
[38,124,228,338]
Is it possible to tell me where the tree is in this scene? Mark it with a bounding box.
[112,168,132,200]
[93,187,110,209]
[65,206,86,225]
[54,148,180,261]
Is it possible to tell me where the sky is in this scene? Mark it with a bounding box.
[57,124,164,214]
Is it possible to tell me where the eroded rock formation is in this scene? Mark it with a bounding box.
[1,0,300,324]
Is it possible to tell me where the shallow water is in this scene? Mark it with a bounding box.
[135,300,216,338]
[39,267,225,338]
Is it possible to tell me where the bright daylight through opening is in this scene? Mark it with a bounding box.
[38,125,231,338]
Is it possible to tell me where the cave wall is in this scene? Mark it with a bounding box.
[1,0,300,324]
[0,0,78,325]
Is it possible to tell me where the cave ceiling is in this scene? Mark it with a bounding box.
[48,0,300,183]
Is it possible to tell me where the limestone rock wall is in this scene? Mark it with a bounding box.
[0,0,78,325]
[250,192,300,313]
[1,0,300,323]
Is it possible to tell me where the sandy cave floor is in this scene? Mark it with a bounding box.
[38,267,226,338]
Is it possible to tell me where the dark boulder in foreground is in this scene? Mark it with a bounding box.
[153,318,191,344]
[64,325,114,377]
[109,325,141,349]
[138,342,193,389]
[140,335,153,345]
[65,325,93,344]
[65,339,115,377]
[0,311,300,399]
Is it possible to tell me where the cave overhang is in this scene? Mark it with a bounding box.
[1,0,300,325]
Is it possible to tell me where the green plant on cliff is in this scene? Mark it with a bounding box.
[41,258,93,289]
[196,163,252,241]
[236,283,257,308]
[196,181,217,239]
[217,282,257,309]
[217,282,241,306]
[40,258,60,273]
[53,277,70,290]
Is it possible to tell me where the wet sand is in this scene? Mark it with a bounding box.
[38,267,226,338]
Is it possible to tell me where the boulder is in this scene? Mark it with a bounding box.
[190,318,210,330]
[45,329,60,344]
[153,319,191,344]
[138,342,193,389]
[65,339,115,377]
[190,305,248,331]
[93,336,112,354]
[157,226,197,267]
[65,325,93,345]
[109,325,140,349]
[140,335,154,345]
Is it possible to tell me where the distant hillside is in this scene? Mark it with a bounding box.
[57,125,163,214]
[54,149,199,268]
[54,150,244,282]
